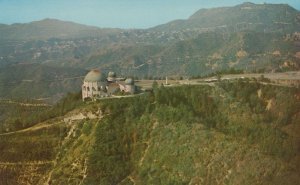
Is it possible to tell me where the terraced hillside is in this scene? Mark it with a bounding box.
[0,80,299,184]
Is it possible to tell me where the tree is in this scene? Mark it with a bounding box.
[152,80,159,90]
[216,74,222,82]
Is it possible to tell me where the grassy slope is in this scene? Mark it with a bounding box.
[0,64,86,102]
[0,82,299,184]
[85,83,299,185]
[0,92,83,134]
[0,122,66,184]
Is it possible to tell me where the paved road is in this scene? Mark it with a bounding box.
[136,72,300,89]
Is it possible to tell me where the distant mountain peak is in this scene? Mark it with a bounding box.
[0,18,121,40]
[30,18,83,26]
[237,2,292,8]
[153,2,299,32]
[40,18,58,21]
[240,2,256,6]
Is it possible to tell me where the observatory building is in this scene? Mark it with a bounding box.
[82,70,136,101]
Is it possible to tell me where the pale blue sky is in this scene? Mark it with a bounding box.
[0,0,299,28]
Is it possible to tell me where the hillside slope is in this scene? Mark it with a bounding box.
[0,82,299,184]
[152,3,300,33]
[0,64,86,102]
[0,19,121,41]
[85,31,300,77]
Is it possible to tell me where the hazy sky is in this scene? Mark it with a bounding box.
[0,0,299,28]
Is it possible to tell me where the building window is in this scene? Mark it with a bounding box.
[98,87,101,91]
[87,87,90,91]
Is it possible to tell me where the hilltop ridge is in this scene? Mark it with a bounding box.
[0,18,121,40]
[0,81,299,184]
[153,2,300,32]
[0,3,299,41]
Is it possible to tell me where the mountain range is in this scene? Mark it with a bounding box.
[0,2,299,101]
[0,3,299,40]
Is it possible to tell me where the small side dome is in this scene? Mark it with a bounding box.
[108,71,116,78]
[84,69,105,82]
[125,78,134,85]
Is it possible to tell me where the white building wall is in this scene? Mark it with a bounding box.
[125,85,135,94]
[82,81,107,100]
[119,84,126,92]
[107,77,116,82]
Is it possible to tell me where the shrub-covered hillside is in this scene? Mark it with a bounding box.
[0,81,299,184]
[0,92,83,133]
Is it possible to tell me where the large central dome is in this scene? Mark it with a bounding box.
[84,69,106,82]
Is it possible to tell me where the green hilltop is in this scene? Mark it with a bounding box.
[0,80,299,184]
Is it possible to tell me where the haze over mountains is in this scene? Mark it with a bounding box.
[0,2,299,101]
[0,3,299,40]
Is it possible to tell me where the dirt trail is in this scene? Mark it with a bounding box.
[44,117,80,185]
[0,110,101,136]
[0,122,62,136]
[44,110,102,185]
[128,175,136,185]
[0,161,52,166]
[79,158,88,185]
[0,99,51,107]
[44,119,78,185]
[139,121,159,167]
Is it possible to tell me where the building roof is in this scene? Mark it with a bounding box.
[84,69,106,82]
[108,71,116,78]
